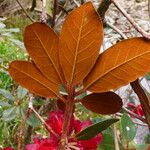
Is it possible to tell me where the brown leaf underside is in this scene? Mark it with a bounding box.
[9,61,60,98]
[84,38,150,92]
[59,2,103,85]
[24,22,63,85]
[82,92,122,114]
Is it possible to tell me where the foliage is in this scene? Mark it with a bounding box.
[1,1,150,149]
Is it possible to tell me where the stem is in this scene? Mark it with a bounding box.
[72,0,80,7]
[59,86,75,150]
[97,0,112,22]
[40,0,47,23]
[51,0,58,28]
[106,21,127,39]
[122,107,146,123]
[148,0,150,19]
[113,123,120,150]
[28,94,59,137]
[112,0,150,39]
[130,79,150,129]
[15,0,34,22]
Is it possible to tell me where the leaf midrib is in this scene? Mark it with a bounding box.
[86,50,150,89]
[70,9,85,84]
[31,26,62,83]
[12,64,59,98]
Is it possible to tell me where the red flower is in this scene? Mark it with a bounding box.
[74,120,103,149]
[3,148,14,150]
[26,110,102,150]
[127,102,144,117]
[46,110,74,135]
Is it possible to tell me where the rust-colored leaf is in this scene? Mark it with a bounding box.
[9,61,60,98]
[59,2,103,85]
[84,38,150,92]
[82,92,122,114]
[24,22,63,84]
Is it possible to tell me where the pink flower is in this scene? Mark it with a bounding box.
[26,110,102,150]
[3,148,14,150]
[127,102,144,117]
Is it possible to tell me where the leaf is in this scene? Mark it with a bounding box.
[100,132,115,150]
[0,101,11,107]
[135,144,150,150]
[121,114,137,142]
[76,118,119,140]
[0,89,15,101]
[9,61,60,99]
[24,22,63,84]
[2,107,16,121]
[27,113,41,127]
[84,38,150,92]
[81,92,122,114]
[17,85,28,99]
[59,2,103,85]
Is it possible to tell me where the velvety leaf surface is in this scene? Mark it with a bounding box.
[59,2,103,85]
[24,22,63,84]
[9,61,60,98]
[76,118,119,140]
[82,92,122,114]
[84,38,150,92]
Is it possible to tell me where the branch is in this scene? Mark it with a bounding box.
[122,107,146,123]
[72,0,80,7]
[113,122,120,150]
[51,0,58,28]
[106,21,127,39]
[111,0,150,39]
[28,94,59,137]
[149,0,150,19]
[97,0,112,22]
[40,0,47,23]
[130,79,150,129]
[15,0,34,22]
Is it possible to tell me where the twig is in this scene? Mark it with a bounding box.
[130,79,150,129]
[15,0,34,22]
[133,121,147,126]
[148,0,150,19]
[51,0,58,28]
[106,21,127,39]
[122,107,146,123]
[111,0,150,39]
[113,123,120,150]
[97,0,112,22]
[40,0,47,23]
[72,0,80,7]
[58,5,69,15]
[28,94,59,137]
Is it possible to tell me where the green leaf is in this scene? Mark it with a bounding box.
[100,129,115,150]
[145,72,150,80]
[76,118,119,140]
[145,134,150,144]
[136,144,150,150]
[75,91,87,100]
[0,89,15,101]
[0,101,11,107]
[2,107,16,121]
[121,114,137,142]
[17,86,28,99]
[27,114,41,127]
